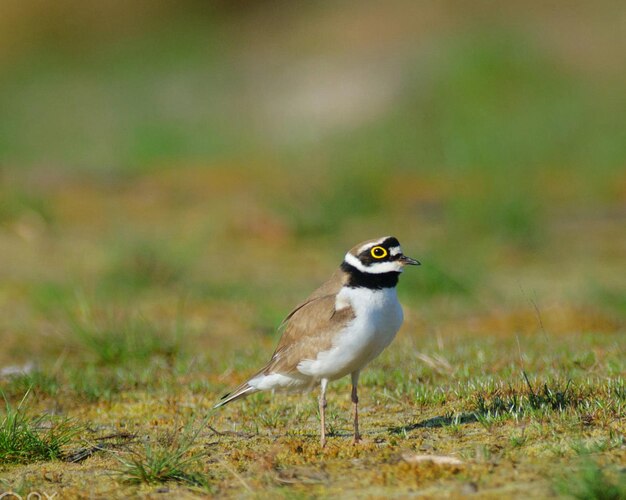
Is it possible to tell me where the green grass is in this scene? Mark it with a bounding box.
[0,188,55,228]
[473,373,579,421]
[103,246,183,293]
[1,330,624,496]
[115,417,211,489]
[66,300,182,366]
[328,30,626,175]
[401,257,477,298]
[0,391,80,464]
[555,460,626,500]
[1,371,60,401]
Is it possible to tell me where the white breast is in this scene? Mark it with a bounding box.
[297,286,403,381]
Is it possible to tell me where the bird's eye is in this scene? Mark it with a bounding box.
[370,246,387,259]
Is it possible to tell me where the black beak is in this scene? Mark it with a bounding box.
[399,255,420,266]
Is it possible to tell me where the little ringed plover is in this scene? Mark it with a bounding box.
[214,236,419,446]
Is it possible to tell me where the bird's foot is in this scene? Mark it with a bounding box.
[353,434,375,446]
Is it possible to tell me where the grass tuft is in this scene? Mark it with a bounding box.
[1,370,59,401]
[522,372,575,412]
[473,374,579,422]
[0,391,80,464]
[115,418,211,488]
[555,460,626,500]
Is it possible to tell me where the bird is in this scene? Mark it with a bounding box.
[213,236,419,446]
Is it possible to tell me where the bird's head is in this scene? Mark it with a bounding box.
[343,236,420,274]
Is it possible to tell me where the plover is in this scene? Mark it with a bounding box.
[214,236,419,446]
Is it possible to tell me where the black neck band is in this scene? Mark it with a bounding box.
[341,261,400,289]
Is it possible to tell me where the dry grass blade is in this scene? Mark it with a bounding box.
[402,453,464,466]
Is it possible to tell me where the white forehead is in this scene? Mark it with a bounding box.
[357,236,392,254]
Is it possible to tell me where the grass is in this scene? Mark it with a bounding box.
[66,300,182,366]
[1,328,624,496]
[0,391,80,464]
[1,371,60,401]
[555,460,626,500]
[0,188,54,228]
[115,418,211,489]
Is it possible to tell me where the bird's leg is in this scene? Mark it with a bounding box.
[319,379,328,448]
[351,371,361,444]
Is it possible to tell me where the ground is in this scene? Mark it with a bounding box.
[0,166,624,498]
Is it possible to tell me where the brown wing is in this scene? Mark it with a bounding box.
[277,268,346,328]
[262,269,354,375]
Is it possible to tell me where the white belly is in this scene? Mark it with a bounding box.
[297,287,403,381]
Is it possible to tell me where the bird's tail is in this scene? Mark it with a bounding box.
[213,381,258,409]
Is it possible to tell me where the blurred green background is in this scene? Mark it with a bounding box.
[0,0,624,363]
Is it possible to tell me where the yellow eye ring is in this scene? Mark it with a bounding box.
[370,246,388,259]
